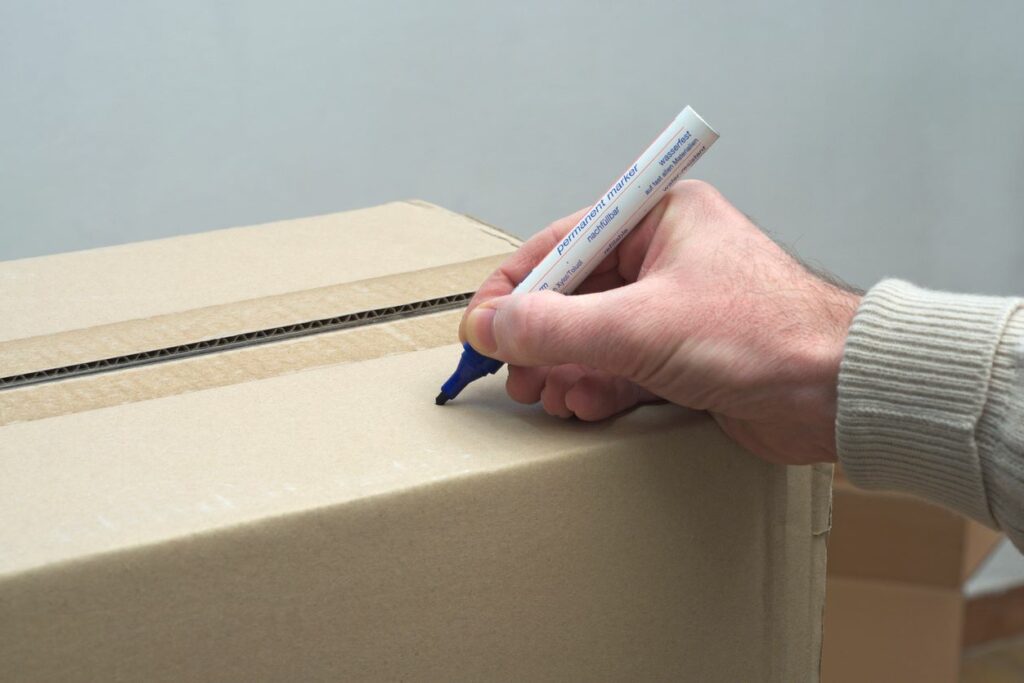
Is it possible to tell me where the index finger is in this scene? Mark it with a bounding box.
[458,206,590,341]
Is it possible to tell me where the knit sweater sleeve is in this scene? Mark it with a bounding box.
[836,279,1024,551]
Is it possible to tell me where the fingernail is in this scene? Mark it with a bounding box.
[465,305,498,355]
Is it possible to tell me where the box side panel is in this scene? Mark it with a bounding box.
[2,417,818,682]
[822,577,963,683]
[0,201,517,343]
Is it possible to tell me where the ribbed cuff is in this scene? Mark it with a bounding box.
[977,310,1024,451]
[837,279,1021,526]
[976,307,1024,540]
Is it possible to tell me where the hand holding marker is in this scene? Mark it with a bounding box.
[436,106,719,405]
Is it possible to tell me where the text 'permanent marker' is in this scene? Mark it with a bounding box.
[435,106,719,405]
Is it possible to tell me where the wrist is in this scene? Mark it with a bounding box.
[799,287,861,462]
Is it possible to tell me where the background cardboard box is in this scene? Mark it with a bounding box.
[0,202,832,682]
[822,472,1004,683]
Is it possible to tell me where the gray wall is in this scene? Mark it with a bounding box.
[2,0,1023,296]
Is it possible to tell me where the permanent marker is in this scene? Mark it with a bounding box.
[436,106,719,405]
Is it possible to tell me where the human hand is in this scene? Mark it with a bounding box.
[459,180,861,465]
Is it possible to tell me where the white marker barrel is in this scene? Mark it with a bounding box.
[515,106,718,295]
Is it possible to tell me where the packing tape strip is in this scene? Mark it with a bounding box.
[0,254,504,380]
[0,308,467,426]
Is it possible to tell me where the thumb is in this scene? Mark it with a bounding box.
[463,284,660,378]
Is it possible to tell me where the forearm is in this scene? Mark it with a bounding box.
[836,279,1024,550]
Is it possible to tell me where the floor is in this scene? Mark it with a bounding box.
[962,635,1024,682]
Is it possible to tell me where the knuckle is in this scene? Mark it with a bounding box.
[545,217,567,235]
[673,178,717,200]
[670,179,727,217]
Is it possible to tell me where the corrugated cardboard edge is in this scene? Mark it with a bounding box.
[0,255,504,380]
[0,309,467,426]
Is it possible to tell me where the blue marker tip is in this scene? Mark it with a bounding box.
[435,342,504,405]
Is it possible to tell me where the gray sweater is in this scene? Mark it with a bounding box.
[837,279,1024,551]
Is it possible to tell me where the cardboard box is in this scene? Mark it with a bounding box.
[822,474,1003,683]
[0,201,832,681]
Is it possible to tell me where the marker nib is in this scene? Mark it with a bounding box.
[435,391,450,406]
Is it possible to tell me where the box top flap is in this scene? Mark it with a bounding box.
[0,201,516,345]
